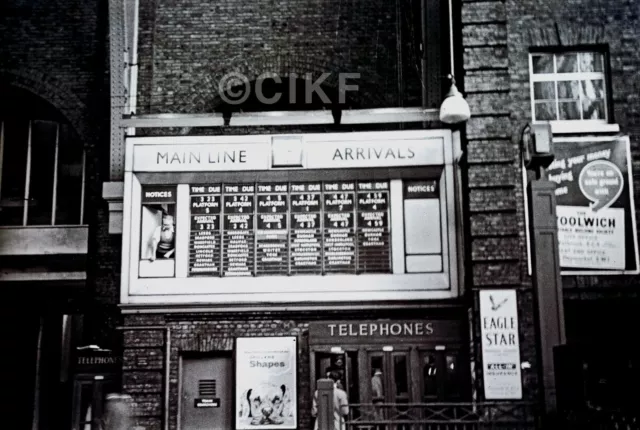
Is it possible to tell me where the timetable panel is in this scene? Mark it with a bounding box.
[187,181,395,278]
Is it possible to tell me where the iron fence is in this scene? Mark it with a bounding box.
[344,402,539,430]
[561,408,640,430]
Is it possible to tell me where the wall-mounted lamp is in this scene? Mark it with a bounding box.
[439,74,470,124]
[438,0,471,125]
[521,122,554,178]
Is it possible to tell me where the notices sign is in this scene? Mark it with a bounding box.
[479,289,522,400]
[547,136,639,273]
[236,337,297,430]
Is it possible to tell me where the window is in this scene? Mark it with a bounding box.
[0,119,86,226]
[530,51,608,123]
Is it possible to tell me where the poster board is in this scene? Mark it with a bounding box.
[236,337,297,429]
[547,136,639,274]
[479,289,522,400]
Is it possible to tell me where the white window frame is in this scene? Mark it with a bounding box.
[528,51,615,134]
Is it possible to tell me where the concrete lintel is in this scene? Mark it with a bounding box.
[0,271,87,282]
[120,108,442,129]
[0,226,89,256]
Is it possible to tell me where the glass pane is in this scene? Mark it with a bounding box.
[0,119,28,225]
[557,54,578,73]
[532,55,553,74]
[393,355,408,396]
[28,120,57,225]
[533,82,556,100]
[579,52,604,72]
[581,79,605,99]
[534,102,556,121]
[582,99,605,120]
[370,356,384,401]
[445,355,459,399]
[79,382,93,427]
[557,81,580,99]
[403,199,441,254]
[559,101,580,120]
[422,354,438,398]
[55,125,83,225]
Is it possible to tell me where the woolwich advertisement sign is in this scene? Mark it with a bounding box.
[546,136,639,274]
[236,337,297,430]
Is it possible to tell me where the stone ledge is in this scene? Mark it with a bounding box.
[103,181,124,234]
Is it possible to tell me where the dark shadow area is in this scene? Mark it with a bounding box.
[0,84,66,121]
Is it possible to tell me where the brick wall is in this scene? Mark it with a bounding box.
[461,0,640,399]
[135,0,408,114]
[461,0,538,400]
[504,1,640,303]
[122,309,466,430]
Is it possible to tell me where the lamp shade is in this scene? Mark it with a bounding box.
[439,83,471,124]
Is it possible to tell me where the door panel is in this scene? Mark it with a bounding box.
[367,351,410,430]
[180,356,232,430]
[367,351,410,403]
[315,350,360,420]
[70,378,117,430]
[419,350,463,402]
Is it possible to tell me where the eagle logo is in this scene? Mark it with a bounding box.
[489,294,508,311]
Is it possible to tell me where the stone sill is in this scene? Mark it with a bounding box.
[0,225,88,256]
[103,181,124,234]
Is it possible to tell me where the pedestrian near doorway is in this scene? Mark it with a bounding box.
[371,369,385,429]
[312,371,349,430]
[103,393,133,430]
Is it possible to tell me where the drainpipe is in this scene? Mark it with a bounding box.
[116,326,171,430]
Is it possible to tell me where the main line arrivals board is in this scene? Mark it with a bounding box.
[188,181,391,277]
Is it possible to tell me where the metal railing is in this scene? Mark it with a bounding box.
[561,407,640,430]
[344,402,539,430]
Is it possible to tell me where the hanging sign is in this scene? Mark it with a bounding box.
[479,289,522,400]
[546,136,639,274]
[236,337,297,430]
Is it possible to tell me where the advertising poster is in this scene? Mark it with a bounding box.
[236,337,297,430]
[547,136,639,274]
[479,289,522,400]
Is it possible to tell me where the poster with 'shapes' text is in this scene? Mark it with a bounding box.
[479,290,522,400]
[236,337,297,430]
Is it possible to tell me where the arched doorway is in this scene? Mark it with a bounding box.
[0,84,89,429]
[0,84,86,226]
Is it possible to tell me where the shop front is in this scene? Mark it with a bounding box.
[308,319,469,406]
[118,129,467,430]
